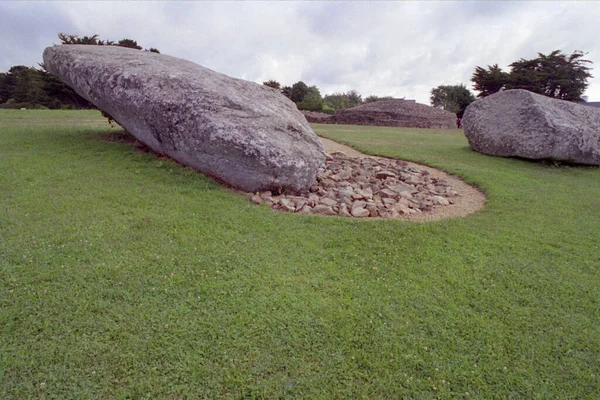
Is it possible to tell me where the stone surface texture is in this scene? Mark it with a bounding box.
[43,45,325,192]
[463,89,600,165]
[250,151,460,218]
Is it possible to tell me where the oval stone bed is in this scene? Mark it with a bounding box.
[103,132,485,221]
[249,137,486,222]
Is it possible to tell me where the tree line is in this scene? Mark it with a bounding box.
[0,65,91,109]
[430,50,593,118]
[1,38,592,118]
[263,79,396,113]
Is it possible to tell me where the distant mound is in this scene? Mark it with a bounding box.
[300,110,333,123]
[329,100,456,129]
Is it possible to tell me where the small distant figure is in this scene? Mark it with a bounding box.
[456,117,462,129]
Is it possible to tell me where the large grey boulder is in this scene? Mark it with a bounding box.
[463,89,600,165]
[43,45,325,192]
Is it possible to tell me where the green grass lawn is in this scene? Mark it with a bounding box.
[1,110,599,399]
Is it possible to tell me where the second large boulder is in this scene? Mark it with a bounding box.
[463,89,600,165]
[43,45,325,192]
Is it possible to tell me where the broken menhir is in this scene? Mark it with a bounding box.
[43,45,325,192]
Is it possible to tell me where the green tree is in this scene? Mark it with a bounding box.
[506,50,592,101]
[58,33,107,45]
[117,39,143,50]
[40,69,92,109]
[263,80,281,90]
[430,84,476,117]
[323,90,363,110]
[0,72,14,103]
[364,95,395,103]
[290,81,309,103]
[346,90,362,108]
[9,66,38,103]
[471,51,593,102]
[296,86,323,111]
[323,93,348,110]
[281,86,292,98]
[58,33,158,53]
[0,66,65,108]
[471,64,509,98]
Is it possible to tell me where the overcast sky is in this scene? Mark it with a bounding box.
[1,1,600,104]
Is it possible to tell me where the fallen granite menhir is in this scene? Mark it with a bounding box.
[463,89,600,165]
[43,45,325,192]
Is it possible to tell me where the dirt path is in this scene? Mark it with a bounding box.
[319,136,486,222]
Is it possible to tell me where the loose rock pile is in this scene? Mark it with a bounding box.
[249,151,458,218]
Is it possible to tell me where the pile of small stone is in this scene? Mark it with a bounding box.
[249,151,459,218]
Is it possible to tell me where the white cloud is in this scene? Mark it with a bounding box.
[1,1,600,103]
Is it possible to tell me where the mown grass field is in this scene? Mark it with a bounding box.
[1,109,599,399]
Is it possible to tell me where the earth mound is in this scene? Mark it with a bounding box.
[301,110,333,123]
[328,100,456,129]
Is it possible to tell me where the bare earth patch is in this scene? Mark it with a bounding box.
[317,137,486,221]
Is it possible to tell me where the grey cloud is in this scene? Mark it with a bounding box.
[299,2,377,38]
[2,1,600,103]
[0,2,76,69]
